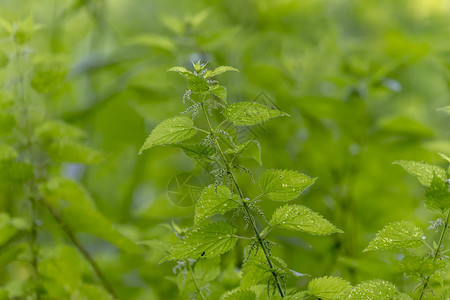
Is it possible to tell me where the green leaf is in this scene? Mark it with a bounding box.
[39,246,82,295]
[343,279,411,300]
[221,288,256,300]
[224,102,289,126]
[41,178,141,253]
[363,220,424,252]
[194,257,221,282]
[47,141,102,164]
[204,66,238,79]
[173,143,215,161]
[425,175,450,212]
[270,204,343,235]
[400,253,446,278]
[260,169,316,201]
[241,251,269,288]
[0,213,18,247]
[139,116,197,153]
[168,66,193,77]
[308,276,352,300]
[393,160,446,187]
[71,284,113,300]
[35,120,85,142]
[0,144,17,161]
[438,153,450,163]
[194,185,240,224]
[209,85,227,103]
[225,140,262,165]
[162,221,238,261]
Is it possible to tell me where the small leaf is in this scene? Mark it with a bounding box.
[139,116,197,153]
[162,221,238,261]
[226,140,262,165]
[260,169,316,201]
[363,220,423,252]
[425,175,450,212]
[195,185,240,224]
[224,102,289,126]
[438,153,450,163]
[308,276,352,300]
[167,66,193,76]
[204,66,238,79]
[393,160,446,187]
[173,143,215,161]
[270,204,343,235]
[209,85,227,103]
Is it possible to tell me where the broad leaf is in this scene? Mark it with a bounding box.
[260,169,316,201]
[224,102,289,126]
[308,276,352,300]
[139,116,197,153]
[39,246,82,295]
[270,204,343,235]
[393,160,446,187]
[195,185,239,224]
[363,220,423,252]
[400,253,446,278]
[162,221,238,261]
[221,289,256,300]
[343,279,411,300]
[41,178,141,253]
[204,66,238,79]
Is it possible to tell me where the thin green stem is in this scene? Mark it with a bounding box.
[418,211,450,300]
[40,198,118,299]
[187,261,206,300]
[15,44,41,300]
[201,102,285,298]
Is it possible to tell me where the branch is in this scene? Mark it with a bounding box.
[39,198,118,299]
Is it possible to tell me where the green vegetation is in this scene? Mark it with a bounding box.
[0,0,449,299]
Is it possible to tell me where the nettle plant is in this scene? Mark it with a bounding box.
[0,17,137,299]
[138,62,344,299]
[362,158,450,299]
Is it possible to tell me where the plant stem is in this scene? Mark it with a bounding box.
[201,103,285,297]
[40,198,118,299]
[187,261,207,300]
[15,45,41,300]
[418,211,450,300]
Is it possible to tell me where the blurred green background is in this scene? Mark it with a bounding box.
[0,0,449,299]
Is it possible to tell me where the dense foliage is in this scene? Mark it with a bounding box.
[0,0,449,299]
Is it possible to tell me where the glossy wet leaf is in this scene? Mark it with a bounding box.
[363,221,423,252]
[224,102,289,126]
[162,221,238,261]
[308,276,352,300]
[195,185,239,224]
[260,169,316,201]
[221,288,256,300]
[393,160,446,187]
[343,279,411,300]
[139,116,197,153]
[270,204,343,235]
[204,66,238,79]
